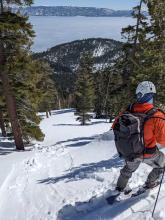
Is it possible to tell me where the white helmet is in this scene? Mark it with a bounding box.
[136,81,156,98]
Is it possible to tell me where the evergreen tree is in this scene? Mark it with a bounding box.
[134,0,165,107]
[0,108,6,137]
[120,0,147,100]
[94,70,105,118]
[0,83,7,136]
[126,0,165,108]
[94,68,123,120]
[94,0,148,121]
[75,54,95,125]
[114,0,165,112]
[0,10,34,149]
[0,0,58,147]
[3,47,58,142]
[97,66,126,121]
[7,52,44,142]
[37,61,58,117]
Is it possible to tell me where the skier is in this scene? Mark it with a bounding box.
[113,81,165,193]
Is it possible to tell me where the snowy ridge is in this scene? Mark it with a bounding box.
[34,38,123,75]
[13,6,132,17]
[0,109,165,220]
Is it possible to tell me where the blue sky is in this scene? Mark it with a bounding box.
[33,0,140,10]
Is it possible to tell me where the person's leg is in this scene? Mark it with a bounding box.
[144,151,165,187]
[116,159,141,191]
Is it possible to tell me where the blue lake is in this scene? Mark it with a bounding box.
[29,16,135,52]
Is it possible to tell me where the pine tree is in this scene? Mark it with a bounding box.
[94,0,148,121]
[143,0,165,106]
[4,46,59,142]
[99,66,127,121]
[0,83,7,136]
[94,68,123,120]
[129,0,165,107]
[0,6,35,149]
[0,110,6,137]
[7,52,44,142]
[120,0,148,99]
[116,0,165,110]
[75,54,95,125]
[0,0,58,147]
[36,61,58,117]
[94,70,105,118]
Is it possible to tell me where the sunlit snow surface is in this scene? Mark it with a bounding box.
[30,16,135,52]
[0,109,165,220]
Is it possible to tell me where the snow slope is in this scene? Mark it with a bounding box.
[0,109,165,220]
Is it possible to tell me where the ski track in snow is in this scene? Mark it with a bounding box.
[0,109,165,220]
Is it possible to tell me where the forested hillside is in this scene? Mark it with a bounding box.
[34,38,122,74]
[34,38,123,95]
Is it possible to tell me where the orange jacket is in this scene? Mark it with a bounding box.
[113,103,165,158]
[133,103,165,157]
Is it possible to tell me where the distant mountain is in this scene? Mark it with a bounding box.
[34,38,123,92]
[13,6,133,17]
[34,38,123,74]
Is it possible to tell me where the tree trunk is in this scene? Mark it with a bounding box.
[82,112,85,126]
[0,110,6,137]
[58,98,61,110]
[132,0,143,57]
[46,111,49,118]
[95,108,102,119]
[0,45,24,150]
[109,115,113,123]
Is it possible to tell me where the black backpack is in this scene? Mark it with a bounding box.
[113,106,162,160]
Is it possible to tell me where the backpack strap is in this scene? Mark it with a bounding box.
[146,107,158,116]
[125,105,165,121]
[126,103,135,113]
[145,108,165,121]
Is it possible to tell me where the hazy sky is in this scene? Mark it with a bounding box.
[33,0,140,10]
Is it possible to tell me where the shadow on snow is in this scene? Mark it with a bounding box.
[56,130,114,148]
[0,140,33,156]
[65,141,91,147]
[57,190,149,220]
[55,136,98,147]
[37,154,124,185]
[39,109,75,119]
[53,121,109,127]
[0,140,15,156]
[52,109,75,115]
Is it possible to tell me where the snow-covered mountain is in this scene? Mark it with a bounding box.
[34,38,122,92]
[34,38,123,74]
[0,109,165,220]
[13,6,133,17]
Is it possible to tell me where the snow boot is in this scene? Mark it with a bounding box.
[115,185,132,195]
[144,181,160,189]
[132,181,160,197]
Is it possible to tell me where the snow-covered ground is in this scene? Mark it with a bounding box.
[0,109,165,220]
